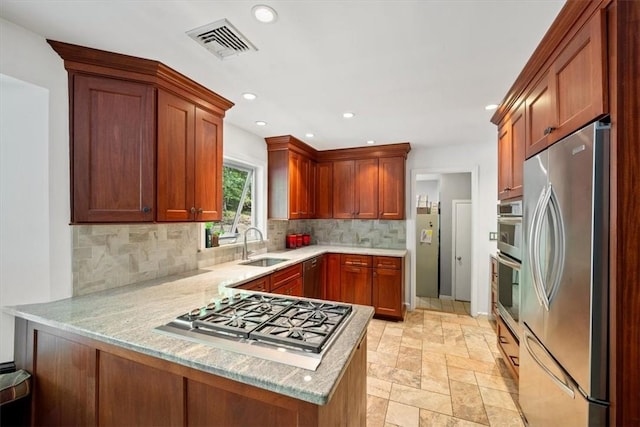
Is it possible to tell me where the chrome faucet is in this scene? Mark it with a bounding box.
[242,226,264,260]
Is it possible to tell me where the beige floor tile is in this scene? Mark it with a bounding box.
[369,350,399,367]
[423,334,445,345]
[422,350,447,365]
[378,335,402,355]
[390,383,453,416]
[468,348,496,363]
[368,377,394,399]
[386,400,420,427]
[424,319,444,335]
[369,362,422,389]
[401,335,423,350]
[478,387,518,412]
[420,409,488,427]
[446,354,498,374]
[422,341,470,358]
[447,366,477,385]
[449,380,490,425]
[441,321,463,331]
[421,361,451,395]
[474,373,518,394]
[384,325,405,336]
[484,405,525,427]
[368,394,389,427]
[397,346,422,373]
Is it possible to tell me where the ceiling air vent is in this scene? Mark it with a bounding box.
[187,19,257,60]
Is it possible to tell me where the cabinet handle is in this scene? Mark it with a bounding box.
[190,207,196,214]
[499,336,508,345]
[543,126,556,135]
[197,208,203,214]
[141,206,151,213]
[509,355,520,367]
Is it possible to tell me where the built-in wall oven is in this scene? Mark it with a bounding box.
[497,200,522,337]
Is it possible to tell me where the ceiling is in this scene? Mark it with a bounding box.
[0,0,564,151]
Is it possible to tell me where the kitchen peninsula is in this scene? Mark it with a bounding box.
[6,246,405,426]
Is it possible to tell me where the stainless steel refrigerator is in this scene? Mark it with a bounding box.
[521,120,610,426]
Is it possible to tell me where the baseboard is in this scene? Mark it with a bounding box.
[438,294,454,300]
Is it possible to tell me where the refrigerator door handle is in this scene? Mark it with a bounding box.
[531,185,553,310]
[523,330,576,399]
[546,184,566,308]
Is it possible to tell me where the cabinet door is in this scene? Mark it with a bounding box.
[373,268,403,319]
[298,154,310,218]
[551,11,605,143]
[510,103,525,199]
[341,265,372,305]
[235,275,271,292]
[333,160,355,218]
[288,151,301,219]
[355,159,378,219]
[525,72,556,158]
[271,277,303,297]
[378,156,405,219]
[316,162,333,218]
[157,90,196,221]
[308,160,317,218]
[497,123,513,200]
[73,75,155,222]
[194,108,223,221]
[325,253,341,301]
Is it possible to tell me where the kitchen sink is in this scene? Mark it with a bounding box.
[240,257,289,267]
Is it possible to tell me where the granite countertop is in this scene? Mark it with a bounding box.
[4,245,405,405]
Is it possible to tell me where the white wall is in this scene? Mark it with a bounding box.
[415,180,439,205]
[406,140,498,315]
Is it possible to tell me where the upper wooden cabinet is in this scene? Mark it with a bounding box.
[524,10,606,158]
[266,136,318,220]
[266,137,410,220]
[333,159,378,219]
[497,102,525,200]
[72,75,155,222]
[48,40,233,223]
[156,90,223,221]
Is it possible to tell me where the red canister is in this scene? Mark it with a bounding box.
[286,234,296,249]
[296,234,303,248]
[303,234,311,246]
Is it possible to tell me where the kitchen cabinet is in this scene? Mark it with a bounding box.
[48,40,233,224]
[235,275,271,292]
[378,157,406,219]
[266,136,317,220]
[70,74,155,223]
[340,254,372,306]
[270,263,303,296]
[157,90,223,221]
[316,162,333,218]
[525,11,606,158]
[497,102,525,200]
[324,253,342,301]
[333,159,378,219]
[497,316,519,379]
[490,255,498,322]
[18,319,366,427]
[372,256,404,320]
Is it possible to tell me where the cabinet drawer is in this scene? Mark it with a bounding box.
[373,256,401,270]
[271,277,302,297]
[341,254,372,267]
[271,264,302,290]
[497,316,520,377]
[235,276,271,292]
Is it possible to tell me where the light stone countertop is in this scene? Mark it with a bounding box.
[4,245,405,405]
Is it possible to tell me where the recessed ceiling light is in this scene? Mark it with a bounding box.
[255,121,267,126]
[252,5,278,23]
[242,92,257,100]
[305,133,314,138]
[343,112,355,119]
[366,140,375,145]
[485,104,499,111]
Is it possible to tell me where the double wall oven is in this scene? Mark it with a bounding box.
[497,200,522,337]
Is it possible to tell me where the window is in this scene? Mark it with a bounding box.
[206,161,256,244]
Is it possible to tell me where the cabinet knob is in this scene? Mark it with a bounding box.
[190,207,196,214]
[543,126,556,135]
[141,206,151,213]
[197,208,203,214]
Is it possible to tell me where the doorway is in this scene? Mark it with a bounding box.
[452,199,472,301]
[409,168,478,315]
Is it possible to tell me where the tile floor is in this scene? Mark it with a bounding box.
[366,299,524,427]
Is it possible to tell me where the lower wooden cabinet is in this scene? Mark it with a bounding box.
[496,316,520,379]
[271,277,303,297]
[372,256,404,320]
[340,264,372,306]
[18,320,367,427]
[235,275,271,292]
[324,254,342,301]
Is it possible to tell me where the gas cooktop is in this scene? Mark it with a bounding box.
[155,293,353,370]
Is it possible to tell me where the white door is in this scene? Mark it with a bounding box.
[452,200,472,301]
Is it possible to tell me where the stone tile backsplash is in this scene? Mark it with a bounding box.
[267,219,407,250]
[73,219,405,296]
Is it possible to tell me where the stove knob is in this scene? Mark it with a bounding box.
[189,308,201,317]
[206,302,216,310]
